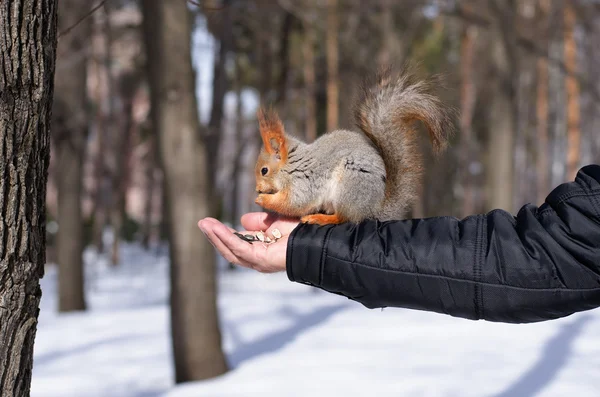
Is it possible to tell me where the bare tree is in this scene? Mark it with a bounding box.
[230,58,245,229]
[110,72,139,265]
[459,22,478,217]
[536,0,550,204]
[377,0,394,67]
[206,0,232,193]
[90,22,108,253]
[326,0,339,131]
[485,0,519,212]
[302,20,317,142]
[52,0,92,311]
[91,4,115,254]
[274,10,294,109]
[564,2,581,181]
[142,0,228,382]
[0,0,57,393]
[141,127,157,250]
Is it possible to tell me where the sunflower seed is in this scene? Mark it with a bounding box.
[234,232,258,243]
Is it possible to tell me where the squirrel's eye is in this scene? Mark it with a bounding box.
[261,167,268,176]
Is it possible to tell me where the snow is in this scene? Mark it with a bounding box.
[31,240,600,397]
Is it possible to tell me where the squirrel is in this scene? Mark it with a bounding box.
[253,64,455,226]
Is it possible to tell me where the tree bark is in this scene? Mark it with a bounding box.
[231,57,244,228]
[585,9,600,165]
[53,0,91,311]
[142,0,228,382]
[141,133,156,250]
[459,23,477,217]
[90,50,107,253]
[275,11,293,108]
[109,101,132,266]
[302,20,316,142]
[536,0,550,204]
[548,6,566,189]
[224,59,245,273]
[564,3,580,181]
[486,0,518,213]
[110,73,138,266]
[326,0,339,131]
[0,0,57,394]
[92,4,115,254]
[206,0,231,193]
[377,0,393,68]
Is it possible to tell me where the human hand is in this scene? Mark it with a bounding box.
[197,212,300,273]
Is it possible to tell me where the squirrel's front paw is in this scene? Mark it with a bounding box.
[255,193,283,213]
[300,213,345,225]
[254,194,267,207]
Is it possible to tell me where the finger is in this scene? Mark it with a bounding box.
[212,221,260,265]
[199,220,252,269]
[200,217,238,233]
[201,218,263,243]
[201,225,238,264]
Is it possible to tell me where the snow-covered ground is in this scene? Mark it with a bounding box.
[30,240,600,397]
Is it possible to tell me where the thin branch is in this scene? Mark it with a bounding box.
[54,0,227,42]
[442,3,600,105]
[58,0,108,39]
[277,0,317,27]
[187,0,227,12]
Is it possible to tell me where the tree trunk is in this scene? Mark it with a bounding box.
[92,4,115,254]
[141,133,156,250]
[257,21,273,105]
[459,24,477,217]
[564,3,580,181]
[585,8,600,166]
[53,0,91,312]
[231,57,244,228]
[110,99,134,266]
[246,18,273,213]
[302,23,317,142]
[326,0,339,131]
[110,73,138,265]
[225,60,245,272]
[206,0,231,194]
[275,11,293,108]
[486,0,518,213]
[548,8,566,188]
[487,78,516,211]
[377,0,393,68]
[102,2,122,263]
[536,0,550,204]
[91,55,107,253]
[0,0,57,394]
[142,0,228,382]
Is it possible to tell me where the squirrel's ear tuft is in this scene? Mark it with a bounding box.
[257,106,288,163]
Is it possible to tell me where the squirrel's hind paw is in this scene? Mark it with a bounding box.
[300,213,345,225]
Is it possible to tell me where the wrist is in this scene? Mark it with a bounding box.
[286,222,331,287]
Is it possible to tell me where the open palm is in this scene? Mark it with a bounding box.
[198,212,300,273]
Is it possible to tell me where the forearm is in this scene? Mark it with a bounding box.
[286,215,490,320]
[286,166,600,323]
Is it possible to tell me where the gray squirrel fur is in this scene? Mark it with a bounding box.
[253,64,456,225]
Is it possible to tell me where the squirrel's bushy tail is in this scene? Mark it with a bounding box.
[353,64,455,219]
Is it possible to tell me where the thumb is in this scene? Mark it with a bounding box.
[240,212,276,231]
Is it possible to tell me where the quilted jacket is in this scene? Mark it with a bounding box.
[286,165,600,323]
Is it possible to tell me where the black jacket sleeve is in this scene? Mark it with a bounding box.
[285,165,600,323]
